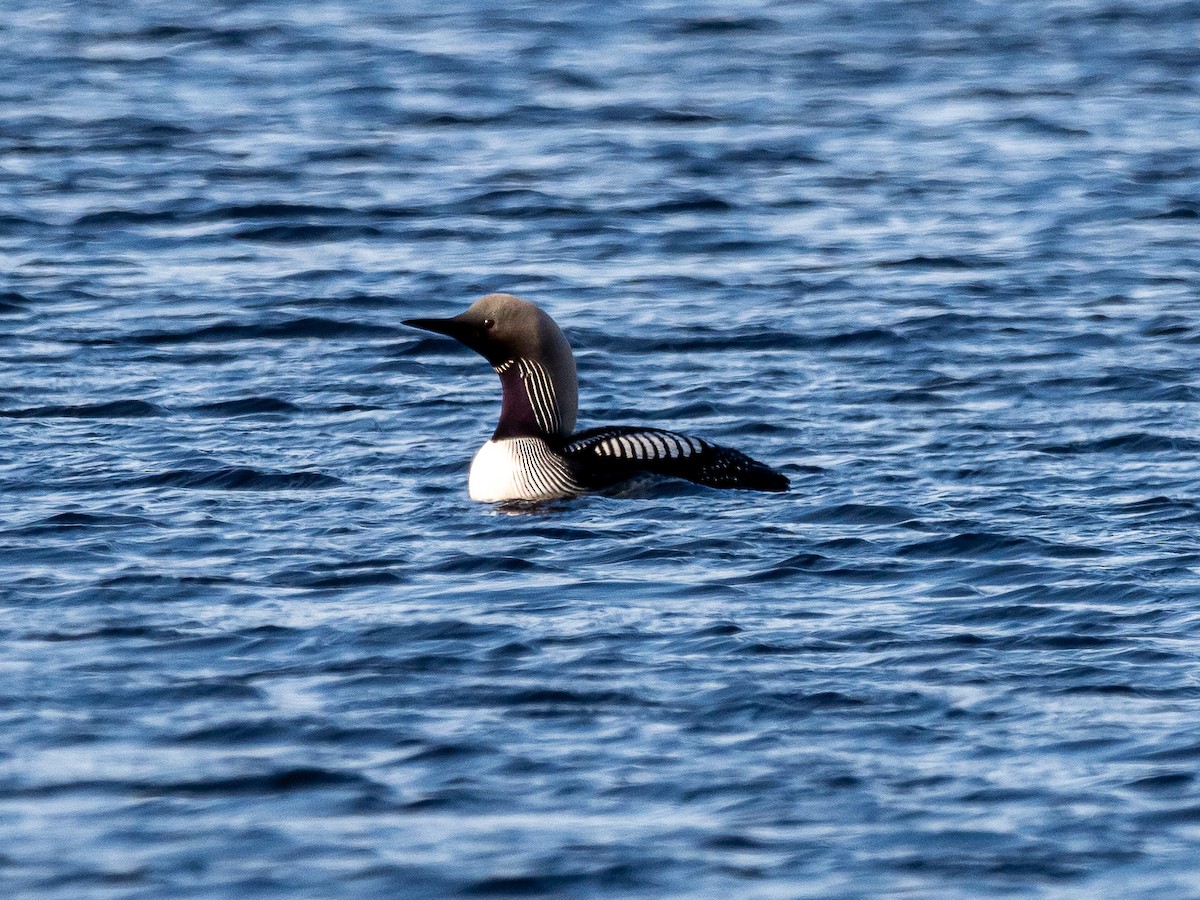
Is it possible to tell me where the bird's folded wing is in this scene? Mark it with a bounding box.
[559,426,788,493]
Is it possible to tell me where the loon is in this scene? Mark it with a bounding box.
[404,294,788,502]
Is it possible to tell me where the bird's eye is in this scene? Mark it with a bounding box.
[482,319,496,330]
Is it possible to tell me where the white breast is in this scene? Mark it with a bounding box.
[468,438,581,502]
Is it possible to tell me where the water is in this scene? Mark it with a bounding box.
[3,0,1200,896]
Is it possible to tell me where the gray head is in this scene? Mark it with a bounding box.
[405,294,578,437]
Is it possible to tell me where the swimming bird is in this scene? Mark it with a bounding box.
[404,294,788,501]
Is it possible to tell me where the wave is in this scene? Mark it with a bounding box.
[1036,432,1200,455]
[575,327,906,354]
[232,224,385,242]
[898,531,1107,560]
[126,467,343,491]
[129,317,398,344]
[0,399,164,418]
[874,254,1006,270]
[188,397,301,415]
[0,290,32,312]
[131,767,383,798]
[800,502,919,524]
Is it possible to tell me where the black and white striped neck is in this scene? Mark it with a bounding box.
[492,357,573,440]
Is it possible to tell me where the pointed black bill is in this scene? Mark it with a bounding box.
[403,311,497,362]
[403,317,466,339]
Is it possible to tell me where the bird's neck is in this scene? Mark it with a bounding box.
[492,357,576,440]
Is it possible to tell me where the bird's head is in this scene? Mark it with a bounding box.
[404,293,563,368]
[404,293,579,436]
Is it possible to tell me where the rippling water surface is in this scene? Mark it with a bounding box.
[4,1,1200,896]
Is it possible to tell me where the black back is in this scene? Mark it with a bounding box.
[554,426,789,493]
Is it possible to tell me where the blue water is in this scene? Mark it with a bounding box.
[3,1,1200,896]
